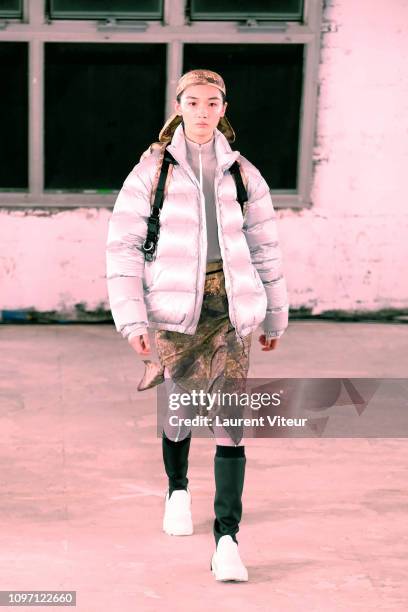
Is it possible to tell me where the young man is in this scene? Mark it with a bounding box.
[106,69,289,582]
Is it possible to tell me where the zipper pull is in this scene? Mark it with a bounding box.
[199,146,203,191]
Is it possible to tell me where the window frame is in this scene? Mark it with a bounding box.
[188,0,304,22]
[0,0,323,209]
[0,0,23,19]
[48,0,164,21]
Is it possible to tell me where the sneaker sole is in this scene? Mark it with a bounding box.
[211,554,248,582]
[163,522,194,536]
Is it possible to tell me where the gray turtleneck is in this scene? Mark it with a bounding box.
[185,133,222,263]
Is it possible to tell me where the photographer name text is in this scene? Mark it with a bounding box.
[168,415,308,428]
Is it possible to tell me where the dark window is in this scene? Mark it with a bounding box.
[190,0,303,21]
[49,0,163,20]
[44,43,166,191]
[0,0,22,18]
[0,42,28,190]
[184,44,303,191]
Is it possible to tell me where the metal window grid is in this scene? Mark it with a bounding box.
[0,0,323,209]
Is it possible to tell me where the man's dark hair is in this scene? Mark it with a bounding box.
[177,90,226,104]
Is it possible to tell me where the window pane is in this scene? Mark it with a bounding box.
[190,0,303,21]
[49,0,163,19]
[0,42,28,190]
[44,43,166,191]
[184,44,303,190]
[0,0,22,18]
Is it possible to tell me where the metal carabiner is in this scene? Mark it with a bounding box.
[142,239,154,253]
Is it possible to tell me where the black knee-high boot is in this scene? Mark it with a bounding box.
[213,445,246,546]
[162,431,192,498]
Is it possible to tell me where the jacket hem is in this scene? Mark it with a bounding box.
[146,320,258,337]
[147,321,196,335]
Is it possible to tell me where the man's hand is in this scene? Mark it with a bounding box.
[259,334,279,351]
[129,333,151,355]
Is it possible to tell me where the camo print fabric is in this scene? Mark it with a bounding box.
[155,260,252,444]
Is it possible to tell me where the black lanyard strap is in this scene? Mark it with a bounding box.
[229,161,248,211]
[142,149,177,262]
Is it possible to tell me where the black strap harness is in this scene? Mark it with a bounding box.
[142,148,248,262]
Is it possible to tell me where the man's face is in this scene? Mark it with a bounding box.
[174,84,227,141]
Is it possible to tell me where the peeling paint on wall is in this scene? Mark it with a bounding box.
[1,1,408,318]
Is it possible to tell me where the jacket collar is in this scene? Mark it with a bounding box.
[166,123,240,173]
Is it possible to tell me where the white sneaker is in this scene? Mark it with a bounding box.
[211,535,248,582]
[163,488,193,536]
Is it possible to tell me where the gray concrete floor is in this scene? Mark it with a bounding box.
[0,321,407,611]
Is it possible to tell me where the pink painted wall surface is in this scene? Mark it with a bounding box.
[1,0,407,315]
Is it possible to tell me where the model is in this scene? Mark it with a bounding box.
[106,69,289,582]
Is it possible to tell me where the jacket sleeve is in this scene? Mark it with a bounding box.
[243,174,289,337]
[106,163,152,340]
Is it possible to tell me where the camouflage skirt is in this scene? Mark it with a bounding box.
[154,259,252,444]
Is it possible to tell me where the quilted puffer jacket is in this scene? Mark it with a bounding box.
[106,122,289,348]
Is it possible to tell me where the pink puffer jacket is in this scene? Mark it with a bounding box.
[106,123,289,347]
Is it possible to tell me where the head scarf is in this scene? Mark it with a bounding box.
[158,69,235,144]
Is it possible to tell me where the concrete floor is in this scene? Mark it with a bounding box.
[0,321,407,611]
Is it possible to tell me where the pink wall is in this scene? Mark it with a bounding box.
[1,0,407,315]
